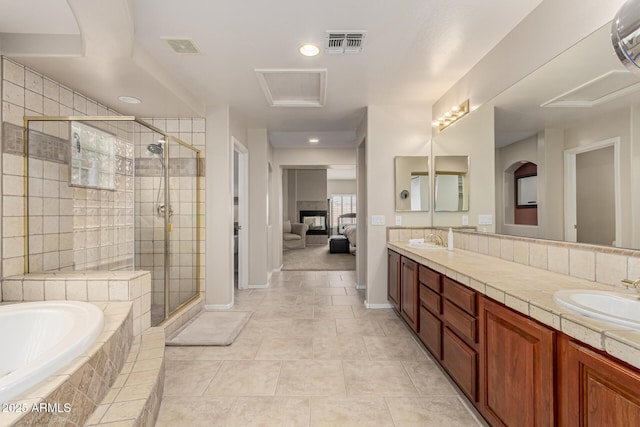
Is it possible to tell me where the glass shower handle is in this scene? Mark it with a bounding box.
[167,223,174,232]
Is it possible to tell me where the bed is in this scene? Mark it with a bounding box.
[338,213,357,248]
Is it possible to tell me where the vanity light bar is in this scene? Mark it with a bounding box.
[433,99,470,131]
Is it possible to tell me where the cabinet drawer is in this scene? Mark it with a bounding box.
[419,265,441,292]
[442,326,477,402]
[419,305,442,359]
[443,277,476,315]
[443,298,477,343]
[419,284,441,314]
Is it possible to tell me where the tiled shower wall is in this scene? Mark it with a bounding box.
[134,120,205,312]
[1,57,206,307]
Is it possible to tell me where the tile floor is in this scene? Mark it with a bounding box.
[156,270,486,426]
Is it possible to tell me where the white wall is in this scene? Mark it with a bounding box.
[204,105,233,308]
[248,128,271,287]
[327,179,356,196]
[433,0,626,119]
[365,106,431,306]
[432,105,495,231]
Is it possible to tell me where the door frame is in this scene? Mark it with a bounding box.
[233,138,249,289]
[563,137,621,246]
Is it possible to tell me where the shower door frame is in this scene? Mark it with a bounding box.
[23,116,202,323]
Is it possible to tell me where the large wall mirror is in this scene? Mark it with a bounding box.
[395,156,429,212]
[491,21,640,250]
[434,155,469,212]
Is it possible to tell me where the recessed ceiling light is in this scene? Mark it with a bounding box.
[309,138,319,143]
[118,96,141,104]
[299,44,320,57]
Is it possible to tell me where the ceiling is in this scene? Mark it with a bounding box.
[493,22,640,148]
[0,0,543,148]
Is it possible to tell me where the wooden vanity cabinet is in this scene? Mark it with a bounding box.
[558,334,640,426]
[400,256,419,332]
[418,265,442,359]
[387,250,401,311]
[479,296,555,427]
[441,276,479,402]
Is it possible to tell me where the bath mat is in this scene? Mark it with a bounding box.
[166,311,252,346]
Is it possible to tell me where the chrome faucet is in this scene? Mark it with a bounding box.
[426,233,444,247]
[621,278,640,289]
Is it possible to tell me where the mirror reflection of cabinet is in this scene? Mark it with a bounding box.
[395,156,429,212]
[434,155,469,212]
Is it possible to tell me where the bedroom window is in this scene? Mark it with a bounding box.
[330,194,356,234]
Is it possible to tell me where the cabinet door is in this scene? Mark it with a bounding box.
[442,326,477,401]
[558,335,640,426]
[400,257,419,332]
[479,297,555,427]
[419,305,442,359]
[387,250,400,311]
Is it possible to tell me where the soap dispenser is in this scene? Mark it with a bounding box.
[447,228,454,251]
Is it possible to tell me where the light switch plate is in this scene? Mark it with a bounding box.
[478,214,493,225]
[371,215,385,226]
[395,215,402,226]
[462,215,469,226]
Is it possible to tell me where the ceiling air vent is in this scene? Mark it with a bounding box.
[162,38,200,54]
[325,31,367,54]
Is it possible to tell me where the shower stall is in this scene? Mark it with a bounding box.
[23,116,202,326]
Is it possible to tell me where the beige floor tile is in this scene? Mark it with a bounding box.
[331,295,364,306]
[377,317,413,337]
[276,360,346,396]
[163,359,222,396]
[297,295,333,306]
[238,318,293,339]
[255,336,313,360]
[310,396,395,427]
[402,361,457,395]
[300,279,330,288]
[345,287,364,296]
[343,360,418,396]
[156,396,236,427]
[259,294,299,306]
[164,346,205,360]
[289,319,337,337]
[364,335,428,361]
[194,337,262,360]
[204,360,282,396]
[385,396,482,426]
[336,318,385,336]
[351,305,399,319]
[314,287,347,296]
[252,305,314,320]
[313,335,370,360]
[313,305,355,319]
[225,397,310,427]
[329,279,356,288]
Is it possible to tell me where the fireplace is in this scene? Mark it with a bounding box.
[300,210,328,235]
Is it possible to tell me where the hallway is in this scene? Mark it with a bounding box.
[157,270,484,426]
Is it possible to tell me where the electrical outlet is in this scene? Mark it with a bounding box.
[478,214,493,225]
[395,215,402,226]
[371,215,385,226]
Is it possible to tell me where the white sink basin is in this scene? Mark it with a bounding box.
[406,242,445,250]
[553,290,640,329]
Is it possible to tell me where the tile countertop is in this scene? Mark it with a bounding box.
[387,242,640,370]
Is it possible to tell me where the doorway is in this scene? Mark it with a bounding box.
[564,138,621,246]
[233,139,249,289]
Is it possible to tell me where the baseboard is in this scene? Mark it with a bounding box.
[248,283,269,289]
[365,300,393,309]
[204,302,234,310]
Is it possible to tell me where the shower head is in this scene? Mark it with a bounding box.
[147,143,164,155]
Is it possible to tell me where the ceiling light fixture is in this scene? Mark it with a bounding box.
[299,44,320,57]
[118,96,141,104]
[308,138,319,143]
[432,99,469,131]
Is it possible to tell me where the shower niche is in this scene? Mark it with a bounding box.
[24,116,202,326]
